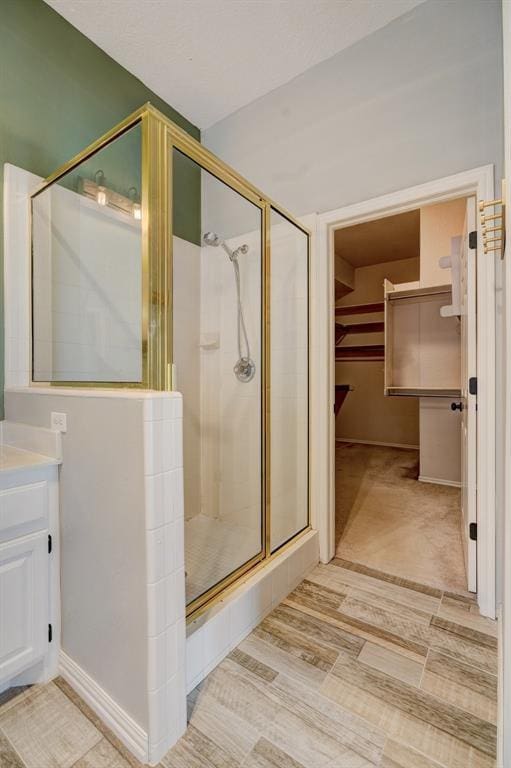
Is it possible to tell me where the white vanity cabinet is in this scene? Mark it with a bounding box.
[0,455,60,692]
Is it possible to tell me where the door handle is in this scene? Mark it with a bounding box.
[451,402,464,411]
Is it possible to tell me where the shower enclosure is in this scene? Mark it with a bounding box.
[30,104,310,617]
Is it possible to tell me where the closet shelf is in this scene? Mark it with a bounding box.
[386,387,462,398]
[335,384,353,416]
[386,284,452,302]
[336,345,384,361]
[336,321,385,335]
[335,277,353,301]
[335,301,384,316]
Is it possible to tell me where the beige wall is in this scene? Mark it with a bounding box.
[336,257,419,446]
[4,390,148,729]
[420,198,466,287]
[337,257,419,306]
[334,254,354,294]
[336,365,420,447]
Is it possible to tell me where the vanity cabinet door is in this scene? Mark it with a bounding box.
[0,531,48,684]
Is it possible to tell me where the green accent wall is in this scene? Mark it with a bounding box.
[0,0,201,415]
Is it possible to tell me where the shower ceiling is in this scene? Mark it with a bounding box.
[44,0,425,129]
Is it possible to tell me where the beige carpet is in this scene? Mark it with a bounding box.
[335,442,467,593]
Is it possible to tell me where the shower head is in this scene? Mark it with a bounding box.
[203,231,222,247]
[203,231,249,261]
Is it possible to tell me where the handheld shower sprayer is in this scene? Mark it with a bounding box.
[203,231,256,383]
[203,231,248,262]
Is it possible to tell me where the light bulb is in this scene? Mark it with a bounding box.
[96,186,107,206]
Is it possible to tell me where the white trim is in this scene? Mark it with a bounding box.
[317,165,496,618]
[316,211,336,564]
[304,212,327,541]
[59,651,148,763]
[500,1,511,763]
[418,476,462,489]
[336,438,419,450]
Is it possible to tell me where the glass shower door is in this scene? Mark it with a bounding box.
[172,148,264,612]
[270,209,309,551]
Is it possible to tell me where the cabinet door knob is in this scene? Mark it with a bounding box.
[451,402,463,411]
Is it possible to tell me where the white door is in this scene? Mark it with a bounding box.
[459,196,477,592]
[0,531,48,684]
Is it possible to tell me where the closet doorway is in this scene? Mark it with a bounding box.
[333,196,476,595]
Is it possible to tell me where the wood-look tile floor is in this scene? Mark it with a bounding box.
[0,560,497,768]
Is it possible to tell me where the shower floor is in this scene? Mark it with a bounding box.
[185,514,261,604]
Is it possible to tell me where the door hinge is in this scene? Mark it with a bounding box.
[48,534,52,554]
[48,624,53,643]
[469,376,477,395]
[469,522,477,541]
[469,230,477,249]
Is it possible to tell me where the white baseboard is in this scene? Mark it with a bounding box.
[336,438,420,450]
[59,651,148,763]
[418,475,462,488]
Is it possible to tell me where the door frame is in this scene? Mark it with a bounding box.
[316,164,496,619]
[500,2,510,765]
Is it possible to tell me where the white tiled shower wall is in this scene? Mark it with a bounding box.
[32,182,142,382]
[198,229,262,529]
[173,219,308,544]
[172,237,202,522]
[3,164,36,388]
[172,232,262,529]
[4,164,142,387]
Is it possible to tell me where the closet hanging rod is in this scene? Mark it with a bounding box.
[388,288,451,302]
[386,386,462,398]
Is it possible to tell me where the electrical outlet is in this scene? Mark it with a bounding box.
[51,412,67,432]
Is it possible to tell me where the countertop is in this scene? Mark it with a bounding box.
[0,444,60,474]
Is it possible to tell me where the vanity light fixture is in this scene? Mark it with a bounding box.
[128,187,142,220]
[78,173,142,222]
[94,170,108,206]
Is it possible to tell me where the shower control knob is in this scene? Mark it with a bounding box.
[450,402,463,411]
[234,357,256,383]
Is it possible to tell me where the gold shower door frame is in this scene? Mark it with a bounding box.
[30,103,311,619]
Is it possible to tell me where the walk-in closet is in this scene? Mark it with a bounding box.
[334,197,474,593]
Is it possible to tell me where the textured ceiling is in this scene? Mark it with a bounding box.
[335,210,420,268]
[45,0,425,129]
